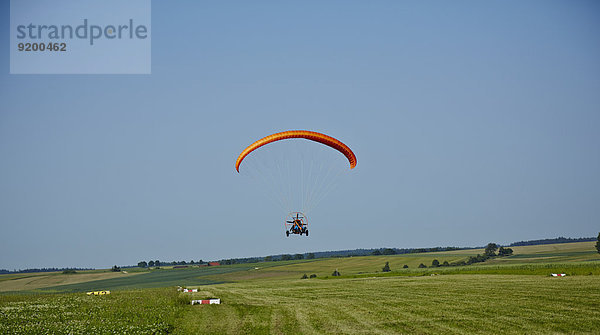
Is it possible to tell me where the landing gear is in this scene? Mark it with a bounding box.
[284,212,309,237]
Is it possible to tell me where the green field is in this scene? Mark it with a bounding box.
[1,241,599,334]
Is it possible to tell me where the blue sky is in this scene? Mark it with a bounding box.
[1,0,599,269]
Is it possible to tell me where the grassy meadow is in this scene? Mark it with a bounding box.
[1,241,599,334]
[175,274,600,334]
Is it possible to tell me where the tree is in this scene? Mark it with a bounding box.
[307,253,315,259]
[418,263,426,268]
[301,274,308,279]
[264,256,273,262]
[281,254,292,261]
[148,260,155,267]
[442,261,449,267]
[596,232,600,254]
[431,259,440,267]
[332,269,341,276]
[382,262,391,272]
[484,243,498,257]
[111,265,121,272]
[294,254,304,260]
[498,247,513,256]
[137,261,147,268]
[403,264,408,269]
[371,250,382,256]
[155,260,160,267]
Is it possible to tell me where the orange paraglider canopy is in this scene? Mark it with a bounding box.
[236,130,357,172]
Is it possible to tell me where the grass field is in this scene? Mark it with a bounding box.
[175,275,600,334]
[1,275,598,334]
[0,271,144,292]
[1,241,599,334]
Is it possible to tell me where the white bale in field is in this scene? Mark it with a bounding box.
[183,288,198,292]
[191,299,220,305]
[551,273,566,277]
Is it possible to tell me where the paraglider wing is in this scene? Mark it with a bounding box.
[235,130,357,172]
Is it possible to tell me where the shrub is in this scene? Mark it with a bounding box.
[431,259,440,267]
[403,264,408,268]
[332,269,341,276]
[382,262,391,272]
[301,274,308,279]
[418,263,427,268]
[309,274,317,278]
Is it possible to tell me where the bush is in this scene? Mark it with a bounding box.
[301,274,308,279]
[442,261,449,267]
[418,263,427,268]
[431,259,440,267]
[62,269,77,274]
[403,264,408,268]
[309,274,317,278]
[382,262,391,272]
[332,269,341,276]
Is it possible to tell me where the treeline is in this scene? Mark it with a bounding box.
[0,267,93,274]
[219,257,266,265]
[369,246,463,256]
[509,236,595,247]
[217,247,467,265]
[221,253,316,265]
[135,260,207,268]
[304,246,466,258]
